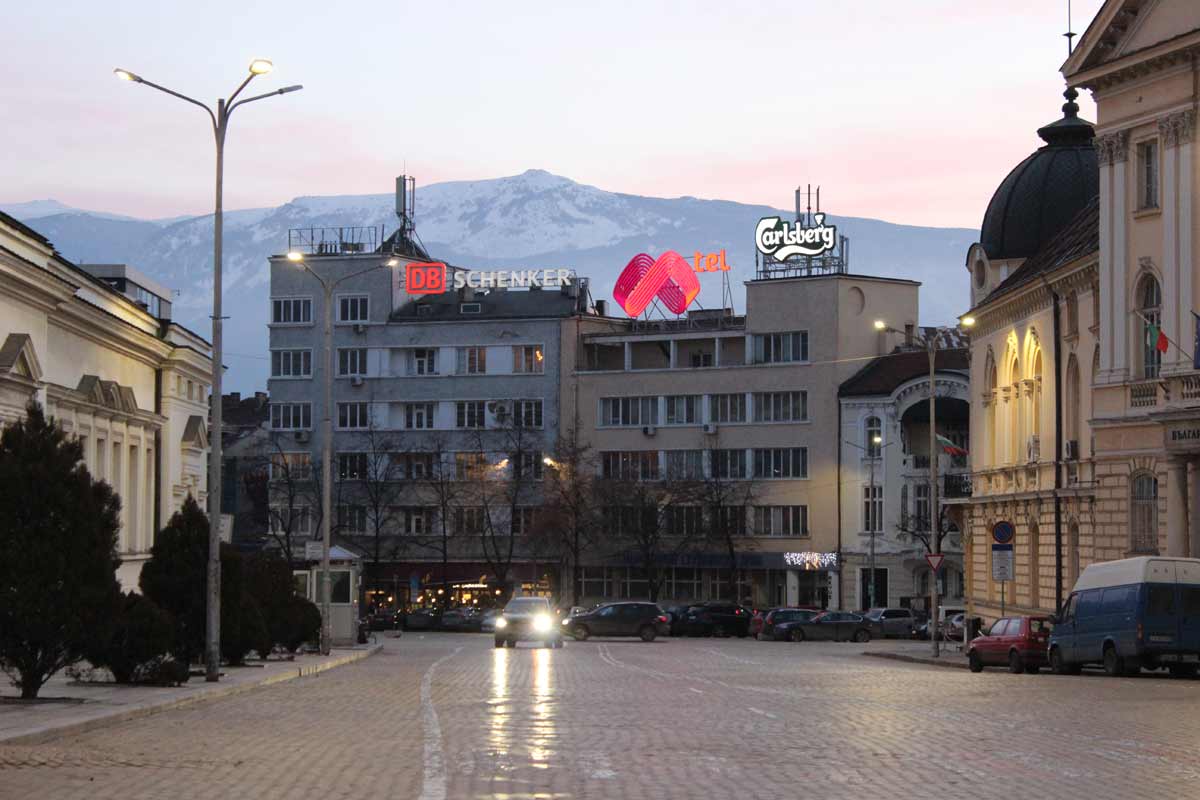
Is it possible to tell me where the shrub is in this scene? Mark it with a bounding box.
[284,596,322,653]
[243,552,298,654]
[137,656,191,687]
[222,593,270,666]
[85,592,174,684]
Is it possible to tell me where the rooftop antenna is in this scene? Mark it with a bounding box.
[1064,0,1076,56]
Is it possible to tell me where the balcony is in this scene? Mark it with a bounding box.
[1130,380,1158,409]
[943,473,972,499]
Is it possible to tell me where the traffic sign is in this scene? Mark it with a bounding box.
[992,544,1014,581]
[992,520,1015,545]
[925,553,945,573]
[304,541,324,562]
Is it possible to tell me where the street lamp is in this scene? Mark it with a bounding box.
[873,317,974,656]
[116,60,302,683]
[845,433,894,611]
[287,251,400,654]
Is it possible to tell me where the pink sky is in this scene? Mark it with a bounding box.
[1,0,1105,229]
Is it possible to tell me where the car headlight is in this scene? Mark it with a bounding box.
[561,618,569,625]
[533,614,551,632]
[495,617,508,629]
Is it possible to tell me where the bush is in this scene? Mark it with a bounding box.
[85,592,174,684]
[222,593,270,666]
[243,552,298,654]
[137,656,190,687]
[284,596,322,653]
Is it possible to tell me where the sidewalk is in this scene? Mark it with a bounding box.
[0,643,382,745]
[858,638,970,670]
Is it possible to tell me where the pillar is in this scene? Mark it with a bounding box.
[1167,458,1188,557]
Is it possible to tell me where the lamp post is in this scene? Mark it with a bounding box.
[116,61,302,682]
[845,434,893,610]
[286,252,399,654]
[873,316,974,656]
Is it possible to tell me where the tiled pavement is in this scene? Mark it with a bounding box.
[2,633,1198,799]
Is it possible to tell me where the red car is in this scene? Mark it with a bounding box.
[968,616,1052,674]
[749,609,772,638]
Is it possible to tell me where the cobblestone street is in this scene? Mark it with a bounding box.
[3,634,1199,799]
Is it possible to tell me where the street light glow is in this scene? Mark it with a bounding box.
[872,435,883,445]
[248,58,274,75]
[873,319,887,331]
[113,68,141,82]
[385,258,400,267]
[961,316,976,328]
[286,251,304,263]
[542,456,556,467]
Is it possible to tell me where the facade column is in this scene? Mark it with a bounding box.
[1191,460,1200,558]
[1167,457,1189,557]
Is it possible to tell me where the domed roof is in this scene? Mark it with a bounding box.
[980,89,1098,261]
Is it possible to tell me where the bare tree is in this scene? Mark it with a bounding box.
[539,425,602,607]
[698,445,757,603]
[415,433,464,602]
[241,434,328,571]
[894,478,955,555]
[347,421,407,604]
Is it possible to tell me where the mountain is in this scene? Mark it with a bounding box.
[5,170,977,392]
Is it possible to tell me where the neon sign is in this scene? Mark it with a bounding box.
[613,251,700,316]
[404,262,573,295]
[756,213,837,259]
[783,551,839,570]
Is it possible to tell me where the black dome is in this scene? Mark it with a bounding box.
[980,89,1098,261]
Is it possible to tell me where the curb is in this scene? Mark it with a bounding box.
[2,644,381,746]
[861,651,969,670]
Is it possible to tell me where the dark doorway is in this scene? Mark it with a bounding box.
[859,568,888,610]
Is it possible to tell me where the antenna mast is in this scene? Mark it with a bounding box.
[1064,0,1076,56]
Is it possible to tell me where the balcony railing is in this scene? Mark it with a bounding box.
[943,473,972,499]
[287,226,385,256]
[1130,381,1158,408]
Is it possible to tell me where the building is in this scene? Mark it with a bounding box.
[219,391,271,549]
[568,262,920,609]
[0,212,212,588]
[838,336,970,612]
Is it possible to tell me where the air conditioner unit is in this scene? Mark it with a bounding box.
[702,423,718,435]
[1064,439,1079,461]
[350,375,365,387]
[295,431,310,443]
[642,425,657,437]
[353,323,367,335]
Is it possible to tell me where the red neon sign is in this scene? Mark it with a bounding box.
[613,251,701,316]
[406,262,446,294]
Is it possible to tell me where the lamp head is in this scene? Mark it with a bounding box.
[873,319,887,331]
[871,435,883,445]
[113,68,142,83]
[960,315,976,328]
[286,251,304,263]
[248,59,274,75]
[385,258,400,267]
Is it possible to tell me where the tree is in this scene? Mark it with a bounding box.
[416,434,464,603]
[0,402,122,698]
[697,444,757,603]
[539,426,602,607]
[241,436,327,570]
[895,478,956,556]
[348,420,406,606]
[84,592,175,684]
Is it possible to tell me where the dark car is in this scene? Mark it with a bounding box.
[680,601,751,638]
[786,611,873,643]
[749,609,772,639]
[567,601,670,642]
[864,607,920,638]
[441,608,482,632]
[494,597,563,648]
[969,616,1052,673]
[761,608,820,640]
[366,608,402,631]
[404,608,441,631]
[664,605,694,636]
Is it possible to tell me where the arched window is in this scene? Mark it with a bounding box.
[1065,354,1081,449]
[865,416,882,458]
[985,352,998,466]
[1030,348,1043,444]
[1131,473,1159,553]
[1138,275,1162,379]
[900,484,909,526]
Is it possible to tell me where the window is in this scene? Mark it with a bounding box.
[665,395,701,425]
[1138,275,1163,379]
[752,331,808,364]
[132,284,161,317]
[456,400,485,429]
[600,396,659,426]
[337,402,369,429]
[862,485,882,532]
[1137,139,1159,211]
[272,349,312,378]
[914,484,930,530]
[665,506,703,537]
[713,505,747,537]
[338,295,369,323]
[337,452,368,480]
[753,448,808,479]
[270,505,311,535]
[338,504,367,534]
[601,451,659,481]
[710,393,746,423]
[390,452,434,480]
[270,452,312,481]
[513,345,544,374]
[455,452,489,481]
[271,403,311,430]
[865,416,882,457]
[338,348,368,377]
[511,507,537,537]
[665,450,704,480]
[518,450,545,480]
[753,391,808,423]
[314,570,352,604]
[515,399,543,428]
[1065,292,1079,336]
[405,402,435,429]
[1131,473,1158,553]
[453,506,486,535]
[409,348,438,376]
[1147,584,1175,616]
[401,507,431,535]
[457,346,487,374]
[710,449,747,479]
[272,297,312,324]
[690,352,714,368]
[460,303,482,314]
[753,506,808,537]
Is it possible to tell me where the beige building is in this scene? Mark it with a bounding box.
[0,212,212,588]
[566,267,919,609]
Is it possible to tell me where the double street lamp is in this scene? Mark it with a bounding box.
[116,60,302,682]
[845,434,894,611]
[285,251,399,654]
[872,316,974,657]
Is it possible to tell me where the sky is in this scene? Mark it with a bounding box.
[1,0,1106,230]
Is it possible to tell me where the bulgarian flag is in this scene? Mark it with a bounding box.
[1147,322,1169,354]
[936,434,967,457]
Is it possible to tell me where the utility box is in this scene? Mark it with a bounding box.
[296,545,362,647]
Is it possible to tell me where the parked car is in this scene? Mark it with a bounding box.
[566,601,670,642]
[944,613,968,642]
[441,608,482,632]
[761,608,820,641]
[366,608,402,631]
[404,608,441,631]
[679,602,751,638]
[480,609,502,633]
[495,596,563,648]
[1049,556,1200,677]
[785,611,873,642]
[664,605,694,636]
[968,616,1051,673]
[863,607,920,638]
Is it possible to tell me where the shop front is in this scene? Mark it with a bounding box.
[362,560,556,613]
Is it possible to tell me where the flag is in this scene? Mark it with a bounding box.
[936,433,967,456]
[1147,323,1169,354]
[1192,312,1200,371]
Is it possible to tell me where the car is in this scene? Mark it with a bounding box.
[365,608,402,631]
[679,601,751,637]
[495,596,563,648]
[565,601,670,642]
[440,608,480,632]
[863,607,920,638]
[749,609,772,638]
[785,611,873,643]
[968,616,1052,673]
[404,607,441,631]
[761,608,820,641]
[665,605,699,636]
[480,609,502,633]
[944,613,968,642]
[936,607,966,640]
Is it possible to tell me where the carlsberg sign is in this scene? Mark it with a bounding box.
[755,213,838,259]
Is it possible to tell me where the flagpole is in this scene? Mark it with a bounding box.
[1129,309,1195,364]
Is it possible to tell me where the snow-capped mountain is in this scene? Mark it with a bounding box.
[6,170,977,391]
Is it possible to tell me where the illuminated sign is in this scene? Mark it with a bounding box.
[613,250,700,316]
[404,262,573,295]
[756,213,837,259]
[783,551,839,570]
[691,250,731,273]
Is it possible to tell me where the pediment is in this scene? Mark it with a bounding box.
[0,333,42,383]
[1065,0,1200,81]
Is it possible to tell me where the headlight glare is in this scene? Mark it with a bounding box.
[533,614,551,632]
[495,617,508,629]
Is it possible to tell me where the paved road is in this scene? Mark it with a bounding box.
[2,633,1198,799]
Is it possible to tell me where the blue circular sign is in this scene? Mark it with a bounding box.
[992,521,1015,545]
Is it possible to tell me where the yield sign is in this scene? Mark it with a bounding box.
[926,553,945,573]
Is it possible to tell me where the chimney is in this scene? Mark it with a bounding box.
[595,299,607,316]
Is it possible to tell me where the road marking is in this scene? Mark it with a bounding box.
[688,687,704,694]
[418,646,462,800]
[747,706,778,719]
